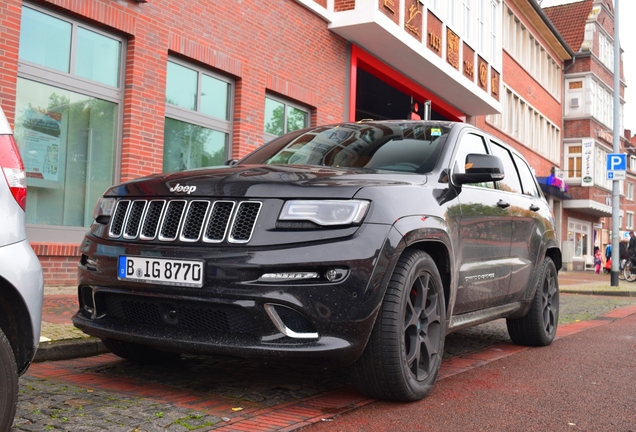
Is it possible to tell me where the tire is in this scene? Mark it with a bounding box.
[506,257,559,346]
[101,338,181,363]
[0,328,18,432]
[624,260,636,282]
[351,249,446,402]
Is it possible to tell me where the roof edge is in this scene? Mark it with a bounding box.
[511,0,575,60]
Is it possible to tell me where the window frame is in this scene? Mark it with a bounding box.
[565,144,582,180]
[163,57,235,172]
[18,2,126,244]
[164,57,234,138]
[262,94,310,143]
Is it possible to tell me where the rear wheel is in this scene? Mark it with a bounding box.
[624,259,636,282]
[618,259,626,280]
[506,257,559,346]
[351,249,446,401]
[101,338,181,363]
[0,328,18,432]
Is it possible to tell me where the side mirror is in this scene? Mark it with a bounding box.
[224,159,239,166]
[452,153,505,185]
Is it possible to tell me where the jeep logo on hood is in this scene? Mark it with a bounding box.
[169,183,197,194]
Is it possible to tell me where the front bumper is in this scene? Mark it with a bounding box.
[73,223,397,367]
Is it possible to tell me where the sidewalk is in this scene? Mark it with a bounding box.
[34,270,636,363]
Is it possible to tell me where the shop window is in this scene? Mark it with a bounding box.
[263,96,309,142]
[164,58,233,172]
[16,4,124,240]
[20,6,121,87]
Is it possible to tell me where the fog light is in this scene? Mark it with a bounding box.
[259,272,319,282]
[325,269,338,281]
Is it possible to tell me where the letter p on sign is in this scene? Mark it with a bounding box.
[607,153,626,171]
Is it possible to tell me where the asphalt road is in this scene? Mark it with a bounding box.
[11,293,636,431]
[303,312,636,432]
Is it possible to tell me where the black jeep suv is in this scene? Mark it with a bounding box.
[73,120,561,402]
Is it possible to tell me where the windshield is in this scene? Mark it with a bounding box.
[241,122,451,173]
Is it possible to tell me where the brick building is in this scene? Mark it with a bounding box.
[476,0,573,251]
[544,0,630,270]
[0,0,570,286]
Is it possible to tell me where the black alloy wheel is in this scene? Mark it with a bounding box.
[507,257,559,346]
[351,249,446,401]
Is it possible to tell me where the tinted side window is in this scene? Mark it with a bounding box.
[513,153,541,197]
[454,132,494,189]
[490,141,522,194]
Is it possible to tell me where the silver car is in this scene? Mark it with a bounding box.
[0,105,44,430]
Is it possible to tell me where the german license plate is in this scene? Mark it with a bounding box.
[118,256,204,288]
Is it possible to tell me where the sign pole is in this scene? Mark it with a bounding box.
[611,0,620,286]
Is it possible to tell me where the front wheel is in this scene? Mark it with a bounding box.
[0,328,18,432]
[351,249,446,401]
[506,257,559,346]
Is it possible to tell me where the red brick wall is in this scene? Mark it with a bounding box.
[1,0,349,286]
[1,0,349,176]
[31,243,81,287]
[0,1,21,125]
[334,0,355,11]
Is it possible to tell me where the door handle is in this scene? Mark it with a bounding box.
[497,199,510,209]
[529,204,540,212]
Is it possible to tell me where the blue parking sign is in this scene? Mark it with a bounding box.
[607,153,626,171]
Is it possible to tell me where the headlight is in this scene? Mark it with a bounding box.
[93,197,116,221]
[279,200,369,226]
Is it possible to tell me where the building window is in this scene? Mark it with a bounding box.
[627,212,634,231]
[628,182,634,200]
[590,79,614,128]
[486,86,560,163]
[568,219,590,258]
[598,32,614,72]
[502,6,559,98]
[263,96,309,142]
[462,0,472,43]
[490,0,499,66]
[565,145,582,179]
[476,0,485,53]
[429,0,443,19]
[15,4,124,235]
[164,58,233,173]
[448,0,459,29]
[595,146,611,190]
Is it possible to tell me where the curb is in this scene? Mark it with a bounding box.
[560,289,636,297]
[34,338,109,363]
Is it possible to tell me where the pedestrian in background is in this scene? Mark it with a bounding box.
[594,248,602,274]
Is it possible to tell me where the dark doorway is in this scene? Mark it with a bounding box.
[355,69,449,121]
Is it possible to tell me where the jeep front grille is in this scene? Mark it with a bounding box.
[108,199,261,244]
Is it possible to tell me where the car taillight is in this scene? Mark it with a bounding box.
[0,134,27,211]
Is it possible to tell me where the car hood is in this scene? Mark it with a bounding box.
[105,164,424,199]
